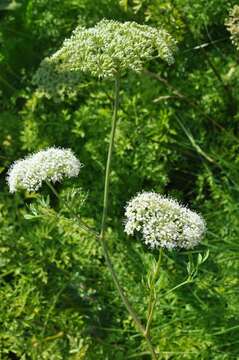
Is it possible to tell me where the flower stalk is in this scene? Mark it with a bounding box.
[98,77,158,359]
[45,180,98,237]
[100,76,120,236]
[145,248,163,337]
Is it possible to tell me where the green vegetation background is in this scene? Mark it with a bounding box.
[0,0,239,359]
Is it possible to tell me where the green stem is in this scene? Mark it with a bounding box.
[164,279,190,296]
[99,77,157,360]
[100,76,120,235]
[45,180,98,237]
[145,248,163,337]
[46,180,59,199]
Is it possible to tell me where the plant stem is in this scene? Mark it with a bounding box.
[99,76,120,236]
[145,248,163,337]
[45,180,98,237]
[164,279,190,296]
[46,180,59,199]
[99,77,157,360]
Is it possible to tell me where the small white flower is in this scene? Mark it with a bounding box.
[124,192,206,250]
[7,147,82,193]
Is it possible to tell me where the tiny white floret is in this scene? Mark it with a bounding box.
[124,192,206,250]
[7,147,82,193]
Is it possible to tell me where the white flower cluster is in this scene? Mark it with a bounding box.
[226,5,239,50]
[124,192,206,250]
[35,19,176,83]
[7,147,82,193]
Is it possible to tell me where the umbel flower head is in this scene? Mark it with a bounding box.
[226,5,239,50]
[124,192,206,250]
[34,19,176,87]
[7,147,82,193]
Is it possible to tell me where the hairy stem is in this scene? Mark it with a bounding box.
[99,77,158,360]
[145,248,163,337]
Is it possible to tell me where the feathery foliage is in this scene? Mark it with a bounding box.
[0,0,239,359]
